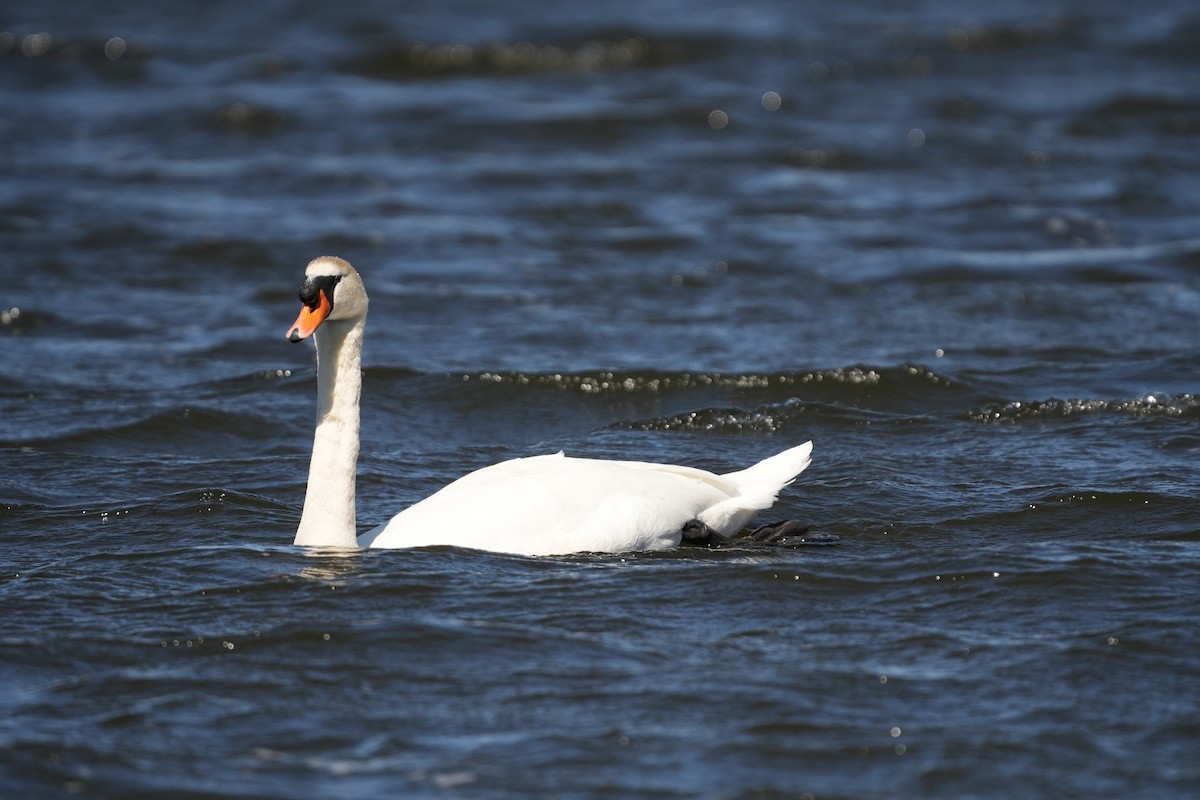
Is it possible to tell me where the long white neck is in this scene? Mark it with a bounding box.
[294,316,365,548]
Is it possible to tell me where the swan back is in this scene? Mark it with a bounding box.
[358,442,813,556]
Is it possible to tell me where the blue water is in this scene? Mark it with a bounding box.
[2,1,1199,797]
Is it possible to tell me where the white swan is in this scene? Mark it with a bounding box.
[286,256,813,555]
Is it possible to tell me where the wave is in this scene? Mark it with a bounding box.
[452,364,953,395]
[951,237,1200,273]
[931,16,1088,54]
[8,364,1193,452]
[849,238,1200,288]
[0,31,150,80]
[1067,93,1200,138]
[0,405,285,451]
[966,394,1199,423]
[1,488,294,544]
[614,401,804,434]
[609,386,1199,433]
[346,34,709,80]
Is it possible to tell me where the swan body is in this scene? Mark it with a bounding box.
[287,256,813,556]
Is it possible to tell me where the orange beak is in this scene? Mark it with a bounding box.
[287,289,332,342]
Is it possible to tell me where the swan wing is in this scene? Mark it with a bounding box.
[359,453,732,555]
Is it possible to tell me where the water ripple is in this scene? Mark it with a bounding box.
[967,393,1199,423]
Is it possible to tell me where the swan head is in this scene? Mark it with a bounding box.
[287,256,368,342]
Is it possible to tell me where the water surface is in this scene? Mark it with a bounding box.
[2,1,1199,797]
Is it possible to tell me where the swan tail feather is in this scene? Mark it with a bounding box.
[721,441,813,497]
[695,441,813,534]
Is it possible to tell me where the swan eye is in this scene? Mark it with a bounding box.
[299,275,341,311]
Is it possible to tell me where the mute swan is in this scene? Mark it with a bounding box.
[286,256,813,555]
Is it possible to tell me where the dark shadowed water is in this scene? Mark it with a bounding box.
[2,1,1199,797]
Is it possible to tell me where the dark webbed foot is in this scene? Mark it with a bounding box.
[680,518,832,549]
[745,519,811,545]
[680,519,734,548]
